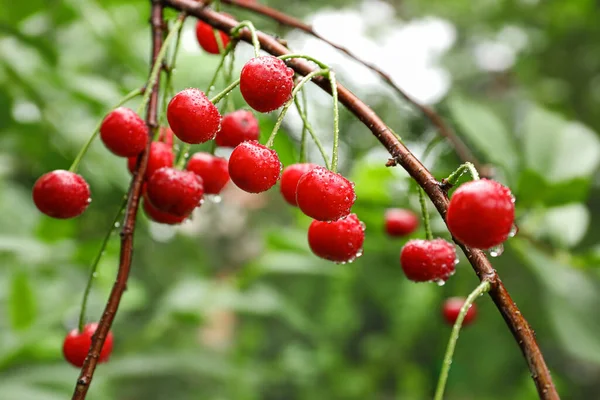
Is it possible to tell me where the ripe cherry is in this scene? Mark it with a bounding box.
[186,153,230,195]
[443,297,478,326]
[400,239,456,283]
[215,110,260,147]
[100,107,148,157]
[33,170,91,219]
[446,179,515,249]
[385,208,419,237]
[62,323,113,368]
[146,167,204,217]
[167,88,221,144]
[296,166,356,222]
[127,141,174,179]
[308,213,365,263]
[240,56,295,113]
[142,196,188,225]
[195,18,230,55]
[228,141,282,193]
[280,163,317,206]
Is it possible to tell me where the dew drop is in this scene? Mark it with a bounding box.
[434,279,446,287]
[114,222,120,228]
[87,197,92,204]
[510,194,516,204]
[489,244,504,257]
[209,194,222,204]
[359,221,366,231]
[508,224,518,238]
[92,272,98,278]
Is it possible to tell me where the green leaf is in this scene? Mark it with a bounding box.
[540,204,589,248]
[9,271,37,331]
[516,169,590,206]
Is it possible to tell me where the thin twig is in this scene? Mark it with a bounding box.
[159,3,559,398]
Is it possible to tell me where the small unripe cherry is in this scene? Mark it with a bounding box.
[142,196,188,225]
[400,239,456,283]
[296,166,356,222]
[195,18,231,55]
[385,208,419,237]
[215,110,260,147]
[280,163,318,206]
[62,323,113,368]
[446,179,515,249]
[308,213,365,263]
[146,167,204,217]
[33,170,91,219]
[228,141,282,193]
[99,107,148,157]
[127,141,174,180]
[167,88,221,144]
[186,152,230,195]
[240,56,295,113]
[443,297,478,326]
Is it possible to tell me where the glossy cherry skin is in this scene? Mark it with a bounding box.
[186,153,230,195]
[127,141,175,180]
[280,163,318,206]
[385,208,419,237]
[215,110,260,147]
[443,297,478,326]
[400,239,456,283]
[296,166,356,222]
[62,323,113,368]
[142,195,188,225]
[167,88,222,144]
[146,167,204,217]
[195,18,230,55]
[240,56,295,113]
[99,107,148,157]
[228,141,282,193]
[447,179,515,249]
[33,170,91,219]
[308,213,365,263]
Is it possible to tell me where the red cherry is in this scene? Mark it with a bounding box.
[400,239,456,283]
[228,141,282,193]
[443,297,478,326]
[280,163,317,206]
[62,323,114,368]
[385,208,419,237]
[308,213,365,263]
[296,166,356,222]
[446,179,515,249]
[186,153,230,195]
[99,107,148,157]
[146,167,204,217]
[158,126,174,147]
[142,196,188,225]
[127,142,174,179]
[215,110,260,147]
[195,18,230,55]
[240,56,295,113]
[167,89,222,144]
[33,170,91,219]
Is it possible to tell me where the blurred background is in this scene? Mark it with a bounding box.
[1,0,600,399]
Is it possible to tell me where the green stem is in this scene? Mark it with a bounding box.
[445,162,480,186]
[210,78,241,105]
[266,69,328,148]
[68,88,143,173]
[230,21,261,58]
[329,71,340,173]
[176,144,190,169]
[293,95,330,169]
[418,187,433,240]
[136,17,184,116]
[159,15,186,128]
[278,54,329,69]
[223,47,237,113]
[205,42,234,97]
[434,280,491,400]
[78,197,128,332]
[298,88,308,163]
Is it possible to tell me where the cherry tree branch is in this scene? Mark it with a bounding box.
[161,1,558,398]
[70,1,165,399]
[203,0,490,176]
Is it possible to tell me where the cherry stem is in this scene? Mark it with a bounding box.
[418,187,433,241]
[266,69,328,148]
[434,280,491,400]
[210,78,241,104]
[205,42,236,97]
[298,87,308,163]
[230,21,260,58]
[223,45,238,113]
[293,95,331,169]
[278,54,329,69]
[159,13,186,129]
[445,161,480,186]
[68,88,143,173]
[78,197,128,333]
[329,71,340,173]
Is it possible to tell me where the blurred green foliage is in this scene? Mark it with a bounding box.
[1,0,600,399]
